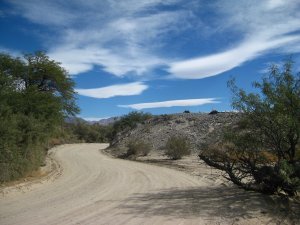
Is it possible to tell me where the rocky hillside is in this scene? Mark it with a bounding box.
[111,112,241,154]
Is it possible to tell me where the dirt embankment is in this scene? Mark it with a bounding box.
[111,112,241,154]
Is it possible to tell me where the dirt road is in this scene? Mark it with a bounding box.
[0,144,294,225]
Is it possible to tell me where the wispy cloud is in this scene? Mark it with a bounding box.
[76,82,148,99]
[8,0,76,26]
[5,0,300,79]
[0,46,21,57]
[169,35,300,79]
[7,0,186,76]
[49,46,168,76]
[119,98,219,110]
[169,0,300,79]
[265,0,286,10]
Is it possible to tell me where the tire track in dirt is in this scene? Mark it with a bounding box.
[0,143,282,225]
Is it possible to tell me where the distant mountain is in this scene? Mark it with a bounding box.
[65,116,86,124]
[96,117,120,126]
[80,117,120,126]
[65,116,120,125]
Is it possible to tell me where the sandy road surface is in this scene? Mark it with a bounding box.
[0,144,294,225]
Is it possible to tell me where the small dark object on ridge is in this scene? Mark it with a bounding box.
[209,110,219,115]
[183,110,190,113]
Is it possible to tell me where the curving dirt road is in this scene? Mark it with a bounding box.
[0,144,292,225]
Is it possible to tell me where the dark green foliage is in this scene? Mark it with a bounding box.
[165,136,191,160]
[110,111,152,141]
[200,60,300,196]
[124,139,152,158]
[209,110,219,115]
[64,120,112,143]
[0,52,79,182]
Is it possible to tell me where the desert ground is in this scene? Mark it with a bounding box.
[0,143,298,225]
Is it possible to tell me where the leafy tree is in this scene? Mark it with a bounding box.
[65,120,111,143]
[199,60,300,196]
[110,111,152,141]
[0,51,79,182]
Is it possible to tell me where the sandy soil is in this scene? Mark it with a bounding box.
[0,144,299,225]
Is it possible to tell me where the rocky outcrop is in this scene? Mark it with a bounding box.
[111,112,241,153]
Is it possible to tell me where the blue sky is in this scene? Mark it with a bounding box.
[1,0,300,120]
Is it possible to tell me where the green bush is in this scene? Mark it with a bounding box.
[110,111,152,141]
[125,139,151,158]
[165,136,191,160]
[64,120,111,143]
[0,51,79,182]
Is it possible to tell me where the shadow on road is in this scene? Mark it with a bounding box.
[119,185,300,224]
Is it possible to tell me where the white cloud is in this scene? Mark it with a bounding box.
[9,0,76,26]
[49,46,168,76]
[76,82,148,99]
[265,0,286,10]
[5,0,300,79]
[167,0,300,79]
[119,98,219,110]
[8,0,185,76]
[169,35,300,79]
[46,8,188,76]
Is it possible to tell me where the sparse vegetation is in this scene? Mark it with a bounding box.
[110,112,240,156]
[124,139,151,158]
[165,136,191,160]
[200,60,300,196]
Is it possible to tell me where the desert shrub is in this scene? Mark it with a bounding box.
[175,119,185,124]
[165,136,191,160]
[183,110,190,113]
[159,114,172,121]
[200,60,300,196]
[125,139,151,158]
